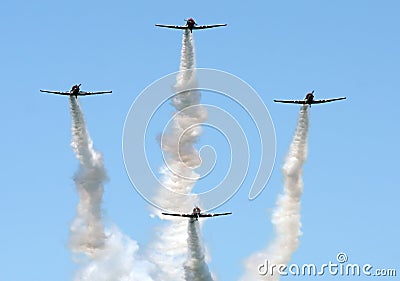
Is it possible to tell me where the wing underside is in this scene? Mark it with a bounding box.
[40,90,70,95]
[273,99,307,104]
[155,24,187,30]
[193,24,227,30]
[274,97,346,104]
[161,212,194,218]
[155,24,227,30]
[78,91,112,96]
[162,212,232,218]
[40,90,111,96]
[311,97,346,104]
[198,212,232,217]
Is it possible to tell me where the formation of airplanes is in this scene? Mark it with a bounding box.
[40,84,112,98]
[41,18,347,107]
[156,18,227,33]
[41,19,346,223]
[162,207,232,221]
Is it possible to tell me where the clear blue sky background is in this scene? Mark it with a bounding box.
[1,1,399,280]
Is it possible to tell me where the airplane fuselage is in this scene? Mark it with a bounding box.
[192,207,201,220]
[70,84,81,98]
[71,86,80,96]
[186,18,196,32]
[305,92,314,104]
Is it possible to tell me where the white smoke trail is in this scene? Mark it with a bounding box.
[148,29,213,281]
[240,105,309,281]
[184,221,214,281]
[69,96,154,280]
[69,96,107,256]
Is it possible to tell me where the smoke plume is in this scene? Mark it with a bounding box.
[69,96,107,256]
[240,105,309,281]
[69,97,153,280]
[184,221,214,281]
[148,29,213,281]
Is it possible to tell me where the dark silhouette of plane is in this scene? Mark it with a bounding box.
[156,18,227,33]
[274,91,346,107]
[40,84,112,98]
[162,206,231,221]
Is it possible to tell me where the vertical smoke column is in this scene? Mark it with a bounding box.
[149,29,212,281]
[184,221,213,281]
[69,97,154,280]
[241,105,309,281]
[69,96,107,256]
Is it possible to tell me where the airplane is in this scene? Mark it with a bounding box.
[40,84,112,98]
[155,18,227,33]
[273,91,346,107]
[162,206,232,221]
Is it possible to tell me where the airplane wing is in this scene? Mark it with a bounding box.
[311,97,346,104]
[40,90,71,96]
[162,212,195,218]
[162,212,232,218]
[273,99,307,104]
[198,212,232,217]
[77,91,112,96]
[155,24,187,30]
[192,24,227,30]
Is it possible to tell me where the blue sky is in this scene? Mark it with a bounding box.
[1,0,399,280]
